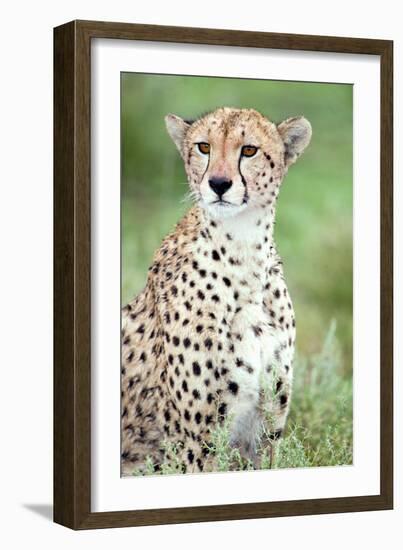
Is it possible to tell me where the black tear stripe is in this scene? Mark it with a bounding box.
[200,152,210,184]
[238,155,247,187]
[238,155,249,204]
[241,177,249,204]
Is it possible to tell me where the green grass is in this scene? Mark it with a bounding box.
[122,73,353,472]
[275,321,353,469]
[130,324,352,475]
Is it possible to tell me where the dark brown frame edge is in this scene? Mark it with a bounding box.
[54,19,393,530]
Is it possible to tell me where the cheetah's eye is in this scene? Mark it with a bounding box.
[197,142,210,154]
[241,145,258,157]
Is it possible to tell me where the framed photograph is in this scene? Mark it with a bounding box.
[54,20,393,529]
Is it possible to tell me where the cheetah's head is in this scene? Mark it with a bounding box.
[165,107,311,219]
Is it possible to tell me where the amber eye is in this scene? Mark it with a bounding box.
[197,142,210,154]
[241,145,258,157]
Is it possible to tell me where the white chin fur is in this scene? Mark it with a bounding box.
[204,201,248,220]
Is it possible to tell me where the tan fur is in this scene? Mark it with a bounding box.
[122,107,311,474]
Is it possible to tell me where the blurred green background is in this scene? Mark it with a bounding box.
[121,73,353,468]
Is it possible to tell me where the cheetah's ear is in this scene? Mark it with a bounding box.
[277,116,312,167]
[165,114,191,155]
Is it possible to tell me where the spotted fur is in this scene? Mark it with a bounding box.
[121,107,312,474]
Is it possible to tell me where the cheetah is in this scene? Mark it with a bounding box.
[121,107,312,475]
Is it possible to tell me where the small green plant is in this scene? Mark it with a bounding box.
[202,415,254,472]
[131,440,185,476]
[272,321,353,469]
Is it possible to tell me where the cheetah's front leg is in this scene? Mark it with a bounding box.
[226,305,278,466]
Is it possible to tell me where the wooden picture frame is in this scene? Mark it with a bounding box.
[54,19,393,529]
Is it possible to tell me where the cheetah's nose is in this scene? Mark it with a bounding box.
[208,177,233,198]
